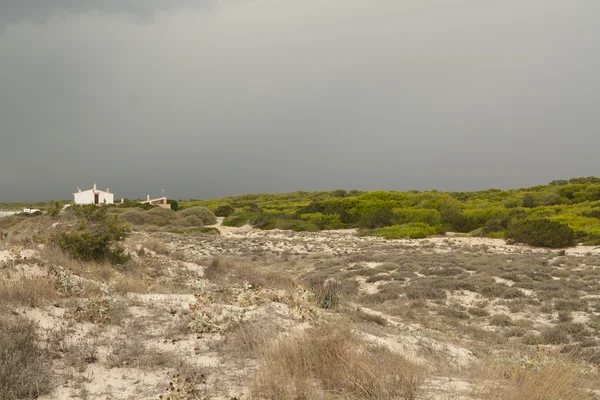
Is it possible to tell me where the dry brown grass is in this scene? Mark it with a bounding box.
[470,352,593,400]
[204,256,230,281]
[0,276,57,307]
[143,239,170,255]
[111,274,148,294]
[350,307,388,326]
[106,337,174,369]
[37,245,115,283]
[251,323,425,399]
[0,314,54,399]
[222,320,277,359]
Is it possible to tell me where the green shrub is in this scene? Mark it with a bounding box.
[119,209,149,225]
[272,219,319,232]
[393,208,442,226]
[47,201,62,217]
[214,204,235,217]
[167,199,179,211]
[223,212,260,227]
[177,206,217,225]
[506,218,575,248]
[57,207,129,264]
[249,214,274,229]
[362,223,437,239]
[358,208,396,229]
[298,212,344,230]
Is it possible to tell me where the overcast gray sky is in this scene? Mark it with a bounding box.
[1,0,599,201]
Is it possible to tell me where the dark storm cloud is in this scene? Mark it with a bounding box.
[0,0,215,27]
[1,0,599,202]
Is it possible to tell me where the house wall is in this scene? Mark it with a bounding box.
[74,190,94,204]
[97,191,114,204]
[74,190,114,205]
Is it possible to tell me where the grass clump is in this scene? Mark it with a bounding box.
[306,277,341,309]
[0,315,54,399]
[472,352,591,400]
[490,314,513,327]
[251,324,424,399]
[0,277,56,308]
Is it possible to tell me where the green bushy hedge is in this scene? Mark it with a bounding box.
[506,218,575,248]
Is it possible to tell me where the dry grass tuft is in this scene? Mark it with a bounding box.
[106,338,173,369]
[251,323,425,399]
[0,276,57,307]
[0,315,54,399]
[143,239,170,255]
[204,257,230,281]
[471,352,592,400]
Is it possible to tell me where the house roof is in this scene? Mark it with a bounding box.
[140,196,168,204]
[73,188,113,195]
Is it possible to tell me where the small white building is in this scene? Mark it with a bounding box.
[139,195,171,209]
[73,184,114,205]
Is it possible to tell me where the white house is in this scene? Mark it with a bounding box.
[73,184,114,205]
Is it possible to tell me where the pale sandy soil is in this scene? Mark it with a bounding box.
[1,220,600,399]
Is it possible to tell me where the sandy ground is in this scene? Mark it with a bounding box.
[2,219,600,399]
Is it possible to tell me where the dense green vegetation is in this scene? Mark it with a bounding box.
[180,177,600,247]
[56,205,130,264]
[2,178,600,247]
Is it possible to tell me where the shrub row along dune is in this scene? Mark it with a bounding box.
[113,205,216,229]
[181,177,600,247]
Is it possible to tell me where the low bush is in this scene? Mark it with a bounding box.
[362,223,437,239]
[119,209,150,225]
[506,218,575,248]
[214,204,234,217]
[177,207,217,225]
[222,212,260,227]
[57,206,129,264]
[167,199,179,211]
[358,208,396,229]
